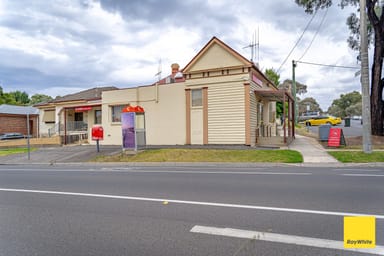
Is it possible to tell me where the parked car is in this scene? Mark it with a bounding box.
[0,133,26,140]
[298,111,320,122]
[352,115,362,120]
[305,116,342,126]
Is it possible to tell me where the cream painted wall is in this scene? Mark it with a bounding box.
[188,43,245,71]
[100,83,186,145]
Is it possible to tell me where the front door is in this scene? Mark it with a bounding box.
[75,112,83,122]
[74,112,83,130]
[191,109,203,144]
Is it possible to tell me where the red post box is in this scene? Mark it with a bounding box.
[92,125,104,140]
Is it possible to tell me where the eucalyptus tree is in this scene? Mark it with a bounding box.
[296,0,384,135]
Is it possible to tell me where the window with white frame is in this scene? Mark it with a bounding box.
[111,105,125,122]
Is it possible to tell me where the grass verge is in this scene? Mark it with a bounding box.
[0,147,36,156]
[328,151,384,163]
[94,149,303,163]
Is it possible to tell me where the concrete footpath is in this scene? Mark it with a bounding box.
[0,145,122,165]
[288,134,339,164]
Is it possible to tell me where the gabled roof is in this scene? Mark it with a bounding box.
[182,36,253,73]
[0,104,39,115]
[182,36,277,89]
[35,86,118,106]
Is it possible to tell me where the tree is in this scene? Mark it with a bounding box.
[295,0,384,135]
[30,94,53,105]
[265,68,284,117]
[265,68,280,86]
[279,79,308,95]
[0,87,17,105]
[299,97,322,115]
[9,91,30,105]
[327,91,362,118]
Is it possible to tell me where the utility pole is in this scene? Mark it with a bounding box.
[292,60,297,124]
[359,0,372,153]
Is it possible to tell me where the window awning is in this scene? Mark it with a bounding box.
[42,110,55,122]
[255,89,294,102]
[75,106,92,112]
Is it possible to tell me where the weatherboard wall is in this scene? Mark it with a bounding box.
[185,74,247,145]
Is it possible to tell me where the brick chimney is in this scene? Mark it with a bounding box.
[171,63,180,77]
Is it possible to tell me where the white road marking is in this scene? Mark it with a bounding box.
[332,169,384,172]
[342,174,384,177]
[0,168,312,176]
[0,188,383,219]
[190,225,384,255]
[110,170,312,175]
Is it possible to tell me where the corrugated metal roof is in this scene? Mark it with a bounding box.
[49,86,117,103]
[0,104,39,115]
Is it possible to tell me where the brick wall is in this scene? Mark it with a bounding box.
[0,114,38,137]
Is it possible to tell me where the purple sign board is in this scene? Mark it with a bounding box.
[122,112,136,149]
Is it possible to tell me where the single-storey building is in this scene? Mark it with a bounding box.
[101,37,295,146]
[36,37,295,146]
[0,104,39,137]
[35,87,117,143]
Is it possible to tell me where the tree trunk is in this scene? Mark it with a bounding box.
[370,32,384,136]
[367,1,384,136]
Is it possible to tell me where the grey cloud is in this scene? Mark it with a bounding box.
[97,0,238,35]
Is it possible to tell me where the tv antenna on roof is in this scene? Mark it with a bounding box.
[243,28,260,65]
[154,59,162,81]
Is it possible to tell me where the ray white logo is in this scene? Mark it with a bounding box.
[346,239,373,245]
[344,216,376,249]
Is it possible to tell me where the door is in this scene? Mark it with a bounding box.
[190,109,203,144]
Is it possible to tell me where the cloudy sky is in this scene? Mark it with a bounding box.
[0,0,362,110]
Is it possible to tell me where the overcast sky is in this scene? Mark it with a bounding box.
[0,0,362,110]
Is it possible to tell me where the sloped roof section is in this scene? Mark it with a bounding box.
[53,86,117,102]
[182,36,253,73]
[0,104,39,115]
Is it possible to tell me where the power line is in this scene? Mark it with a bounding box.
[277,10,318,73]
[296,60,359,69]
[298,8,329,61]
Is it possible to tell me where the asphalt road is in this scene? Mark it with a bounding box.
[0,164,383,256]
[306,119,363,137]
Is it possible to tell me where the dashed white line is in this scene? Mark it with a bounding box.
[0,188,383,219]
[332,169,383,172]
[342,174,384,177]
[190,225,384,255]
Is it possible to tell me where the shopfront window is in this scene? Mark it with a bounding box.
[111,105,125,122]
